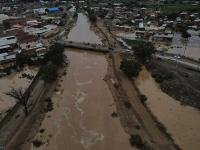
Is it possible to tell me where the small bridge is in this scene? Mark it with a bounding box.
[58,40,111,53]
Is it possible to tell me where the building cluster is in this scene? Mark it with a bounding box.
[79,0,200,44]
[0,1,70,75]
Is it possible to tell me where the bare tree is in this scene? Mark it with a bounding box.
[5,87,31,116]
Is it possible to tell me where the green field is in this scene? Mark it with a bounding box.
[161,4,200,14]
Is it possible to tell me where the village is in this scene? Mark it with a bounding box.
[0,0,200,150]
[0,0,199,74]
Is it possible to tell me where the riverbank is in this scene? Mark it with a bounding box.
[105,52,178,150]
[136,68,200,150]
[147,59,200,109]
[7,66,67,150]
[91,17,179,150]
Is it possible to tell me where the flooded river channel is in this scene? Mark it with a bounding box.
[136,69,200,150]
[31,13,133,150]
[67,13,102,44]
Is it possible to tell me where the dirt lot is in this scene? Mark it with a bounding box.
[147,59,200,109]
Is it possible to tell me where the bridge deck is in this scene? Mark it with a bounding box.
[59,41,111,53]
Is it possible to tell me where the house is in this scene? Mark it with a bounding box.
[33,8,47,15]
[5,29,46,57]
[24,24,59,37]
[46,7,61,13]
[153,33,173,42]
[0,52,17,71]
[0,36,17,48]
[26,20,42,27]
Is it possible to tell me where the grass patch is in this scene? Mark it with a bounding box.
[123,39,144,47]
[161,4,200,14]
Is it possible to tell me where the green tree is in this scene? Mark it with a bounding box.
[86,7,97,22]
[120,59,142,78]
[40,63,58,82]
[181,30,191,39]
[132,41,155,64]
[44,43,64,66]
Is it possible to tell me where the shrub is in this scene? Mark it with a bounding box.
[39,63,58,82]
[129,134,143,148]
[120,59,142,78]
[45,97,54,112]
[39,128,45,133]
[152,72,174,83]
[140,94,147,104]
[32,139,43,147]
[44,43,64,66]
[124,101,132,109]
[111,112,118,118]
[129,134,153,150]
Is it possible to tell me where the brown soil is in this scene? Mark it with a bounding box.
[147,59,200,109]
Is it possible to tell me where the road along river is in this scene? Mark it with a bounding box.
[30,13,134,150]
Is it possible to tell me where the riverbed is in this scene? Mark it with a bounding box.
[136,69,200,150]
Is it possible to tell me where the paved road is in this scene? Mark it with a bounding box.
[155,54,200,71]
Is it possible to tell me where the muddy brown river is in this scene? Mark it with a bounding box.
[136,69,200,150]
[67,13,102,44]
[30,13,133,150]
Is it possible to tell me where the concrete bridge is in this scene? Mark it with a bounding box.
[58,40,111,53]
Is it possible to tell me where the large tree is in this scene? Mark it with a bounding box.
[44,43,64,66]
[132,41,155,64]
[39,63,58,82]
[6,87,31,116]
[120,59,142,78]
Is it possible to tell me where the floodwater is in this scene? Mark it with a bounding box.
[0,66,38,118]
[167,32,200,60]
[30,13,133,150]
[31,50,133,150]
[67,13,102,44]
[136,69,200,150]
